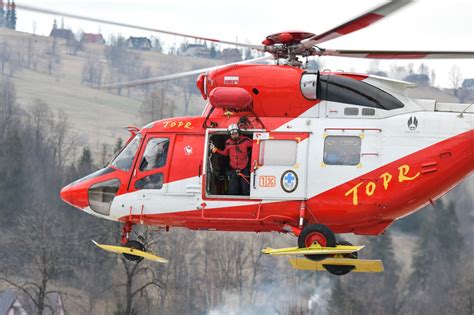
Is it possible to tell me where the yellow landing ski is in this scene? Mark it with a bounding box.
[289,257,384,273]
[261,244,364,256]
[92,240,169,263]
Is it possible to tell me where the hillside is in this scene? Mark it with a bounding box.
[0,28,216,153]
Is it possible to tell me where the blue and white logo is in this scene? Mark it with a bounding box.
[281,170,298,193]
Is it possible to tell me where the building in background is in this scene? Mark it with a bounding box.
[182,43,211,58]
[0,289,65,315]
[80,33,105,45]
[126,36,152,50]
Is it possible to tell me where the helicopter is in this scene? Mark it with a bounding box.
[17,0,474,275]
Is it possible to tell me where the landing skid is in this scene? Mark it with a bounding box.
[262,242,383,274]
[289,257,384,273]
[262,244,364,256]
[92,240,169,263]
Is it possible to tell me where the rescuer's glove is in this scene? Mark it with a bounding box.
[210,143,217,153]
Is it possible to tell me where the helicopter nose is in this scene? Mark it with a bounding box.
[60,185,73,205]
[60,183,89,209]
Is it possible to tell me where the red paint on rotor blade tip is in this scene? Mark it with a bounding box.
[278,32,294,43]
[262,39,274,46]
[366,53,428,59]
[337,13,384,35]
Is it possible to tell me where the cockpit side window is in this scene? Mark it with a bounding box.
[139,138,169,171]
[111,134,142,171]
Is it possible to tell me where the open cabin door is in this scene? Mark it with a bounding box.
[250,132,309,200]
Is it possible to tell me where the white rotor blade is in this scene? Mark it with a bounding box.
[16,4,264,51]
[302,0,413,47]
[314,49,474,59]
[101,56,273,89]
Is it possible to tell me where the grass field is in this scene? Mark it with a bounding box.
[1,28,215,154]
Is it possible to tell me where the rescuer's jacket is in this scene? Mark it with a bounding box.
[214,135,252,170]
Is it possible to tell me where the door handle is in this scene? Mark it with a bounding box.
[252,160,258,189]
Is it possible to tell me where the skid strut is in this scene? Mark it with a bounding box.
[299,201,306,228]
[121,222,134,245]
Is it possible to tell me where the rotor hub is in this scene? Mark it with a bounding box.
[262,31,318,67]
[263,31,315,46]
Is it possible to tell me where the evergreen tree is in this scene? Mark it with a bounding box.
[52,18,58,30]
[77,147,94,176]
[0,128,25,224]
[8,0,14,30]
[407,200,465,314]
[113,137,123,154]
[5,0,10,29]
[367,232,402,314]
[0,0,5,28]
[210,43,218,59]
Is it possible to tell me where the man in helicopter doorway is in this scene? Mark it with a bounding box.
[210,124,252,195]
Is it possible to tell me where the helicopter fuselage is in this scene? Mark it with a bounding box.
[60,65,474,236]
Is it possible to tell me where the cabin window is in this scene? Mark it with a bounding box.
[139,138,169,171]
[344,107,359,116]
[88,179,120,215]
[259,140,297,166]
[111,134,142,171]
[323,136,361,166]
[362,108,376,116]
[318,75,404,110]
[135,173,164,190]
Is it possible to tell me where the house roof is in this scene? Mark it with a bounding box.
[0,289,64,315]
[127,36,152,48]
[50,28,75,40]
[81,33,105,44]
[0,289,17,315]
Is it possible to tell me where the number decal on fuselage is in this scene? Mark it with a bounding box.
[259,176,276,187]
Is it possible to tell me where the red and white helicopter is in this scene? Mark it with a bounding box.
[20,0,474,275]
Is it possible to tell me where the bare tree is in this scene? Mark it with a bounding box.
[45,37,61,76]
[449,64,463,90]
[140,85,175,123]
[114,231,164,315]
[0,41,9,75]
[82,54,104,87]
[0,78,18,139]
[1,206,75,315]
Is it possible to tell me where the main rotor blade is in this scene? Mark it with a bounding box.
[16,4,264,51]
[314,49,474,59]
[101,56,273,89]
[302,0,413,47]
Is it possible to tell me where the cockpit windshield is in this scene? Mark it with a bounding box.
[111,134,142,171]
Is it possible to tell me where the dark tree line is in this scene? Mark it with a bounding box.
[0,0,16,30]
